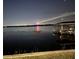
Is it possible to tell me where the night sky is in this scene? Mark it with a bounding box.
[3,0,75,26]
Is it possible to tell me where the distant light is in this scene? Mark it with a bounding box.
[36,22,40,25]
[64,0,66,2]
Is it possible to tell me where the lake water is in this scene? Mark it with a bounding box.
[3,26,65,55]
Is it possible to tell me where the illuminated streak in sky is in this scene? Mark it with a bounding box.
[39,12,75,23]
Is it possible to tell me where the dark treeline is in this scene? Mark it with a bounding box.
[3,24,55,28]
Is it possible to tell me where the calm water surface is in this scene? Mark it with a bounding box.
[3,26,62,55]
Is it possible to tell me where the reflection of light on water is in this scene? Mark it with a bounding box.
[60,35,62,40]
[36,22,40,32]
[36,26,40,32]
[68,28,74,34]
